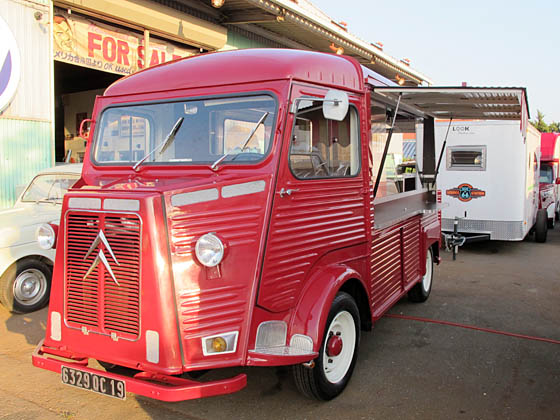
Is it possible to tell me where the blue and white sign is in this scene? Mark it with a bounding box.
[0,15,21,113]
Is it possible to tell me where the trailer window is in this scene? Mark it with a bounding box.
[289,101,360,179]
[447,146,486,171]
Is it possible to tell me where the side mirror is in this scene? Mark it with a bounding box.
[79,118,93,140]
[555,177,560,185]
[322,89,349,121]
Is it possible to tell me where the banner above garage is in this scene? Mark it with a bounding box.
[53,9,197,76]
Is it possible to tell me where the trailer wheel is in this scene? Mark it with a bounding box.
[535,209,548,243]
[408,248,433,303]
[292,292,360,400]
[0,259,52,313]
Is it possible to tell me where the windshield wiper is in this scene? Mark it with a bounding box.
[211,112,269,171]
[133,117,184,172]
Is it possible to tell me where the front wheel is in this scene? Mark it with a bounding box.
[0,259,52,313]
[408,247,433,303]
[293,292,360,400]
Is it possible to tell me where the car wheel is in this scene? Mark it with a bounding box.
[293,292,360,400]
[548,215,555,229]
[0,259,52,313]
[408,247,433,303]
[535,209,548,243]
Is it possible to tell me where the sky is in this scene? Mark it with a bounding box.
[312,0,560,123]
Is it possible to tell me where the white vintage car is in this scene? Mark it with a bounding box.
[0,164,82,313]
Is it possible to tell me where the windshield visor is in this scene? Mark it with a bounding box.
[93,94,277,166]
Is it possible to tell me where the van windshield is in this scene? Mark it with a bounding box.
[540,164,554,183]
[93,95,277,166]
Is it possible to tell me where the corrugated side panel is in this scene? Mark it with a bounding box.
[370,226,402,310]
[170,204,261,339]
[1,0,51,120]
[0,118,53,209]
[402,217,421,286]
[165,179,271,364]
[258,179,367,312]
[369,185,421,314]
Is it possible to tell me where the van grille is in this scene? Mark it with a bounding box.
[65,212,141,338]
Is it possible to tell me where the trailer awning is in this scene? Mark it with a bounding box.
[372,87,529,122]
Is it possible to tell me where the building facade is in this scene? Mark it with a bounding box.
[0,0,431,209]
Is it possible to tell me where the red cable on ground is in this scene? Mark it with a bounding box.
[384,313,560,345]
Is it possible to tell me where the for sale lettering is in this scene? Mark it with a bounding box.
[53,8,193,76]
[446,183,486,202]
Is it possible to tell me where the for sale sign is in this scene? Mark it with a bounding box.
[53,9,195,76]
[0,15,21,113]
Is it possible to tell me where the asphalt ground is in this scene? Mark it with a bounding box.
[1,228,559,420]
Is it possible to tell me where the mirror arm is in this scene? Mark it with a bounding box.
[290,97,340,114]
[79,118,93,140]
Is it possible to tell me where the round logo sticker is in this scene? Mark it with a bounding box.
[0,15,21,113]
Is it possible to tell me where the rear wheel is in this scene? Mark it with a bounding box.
[408,248,433,303]
[293,292,360,400]
[535,209,548,243]
[0,259,52,313]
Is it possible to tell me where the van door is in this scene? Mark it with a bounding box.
[257,84,367,312]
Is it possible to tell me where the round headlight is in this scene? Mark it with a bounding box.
[36,223,56,250]
[195,233,224,267]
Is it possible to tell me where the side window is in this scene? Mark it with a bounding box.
[371,106,422,198]
[447,146,486,171]
[289,100,360,179]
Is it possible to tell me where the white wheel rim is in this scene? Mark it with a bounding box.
[323,310,356,383]
[13,268,47,306]
[422,251,432,293]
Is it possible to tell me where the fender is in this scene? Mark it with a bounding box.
[0,246,55,279]
[289,263,366,352]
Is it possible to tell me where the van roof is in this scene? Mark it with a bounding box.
[104,49,383,97]
[541,132,560,161]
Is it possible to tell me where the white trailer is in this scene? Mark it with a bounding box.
[435,119,543,241]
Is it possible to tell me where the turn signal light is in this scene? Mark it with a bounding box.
[202,331,238,356]
[212,337,227,353]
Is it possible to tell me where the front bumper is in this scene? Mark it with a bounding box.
[32,340,247,402]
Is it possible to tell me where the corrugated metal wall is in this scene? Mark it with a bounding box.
[1,0,53,209]
[0,118,53,208]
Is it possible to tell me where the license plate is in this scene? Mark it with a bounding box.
[61,366,126,399]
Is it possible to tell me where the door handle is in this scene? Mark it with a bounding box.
[278,187,299,198]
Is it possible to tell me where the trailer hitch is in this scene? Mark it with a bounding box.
[442,216,490,260]
[442,216,467,260]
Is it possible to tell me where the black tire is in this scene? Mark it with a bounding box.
[98,360,139,377]
[292,292,360,400]
[535,209,548,243]
[408,247,433,303]
[548,216,555,229]
[0,258,52,313]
